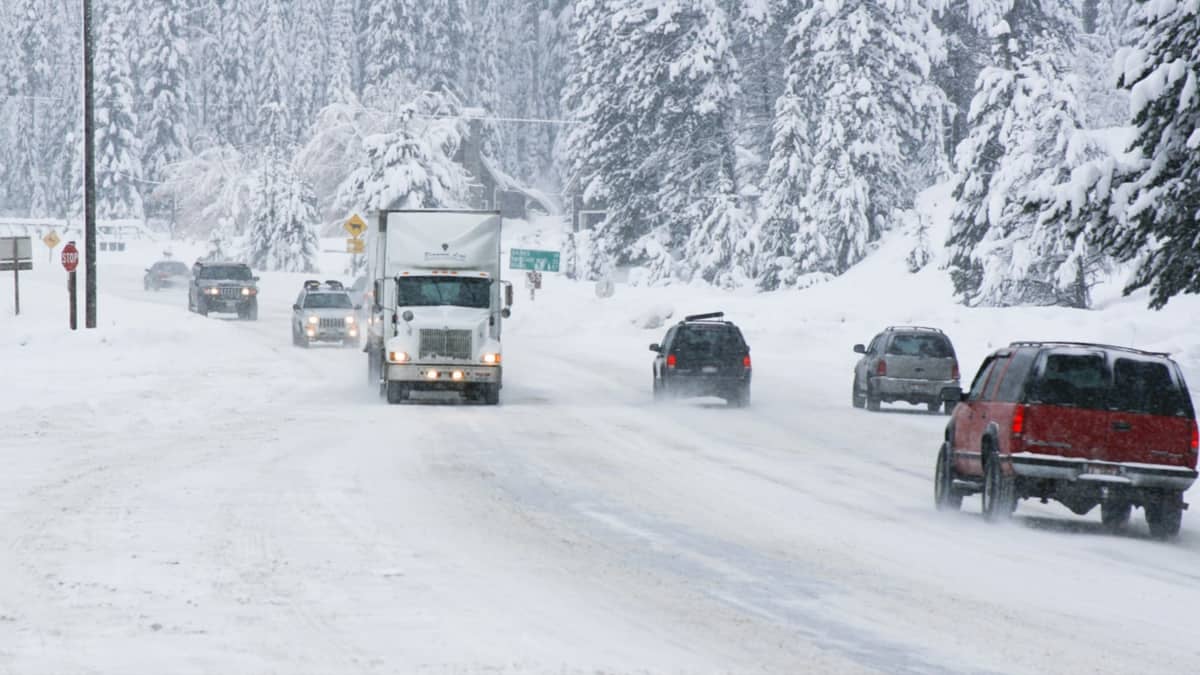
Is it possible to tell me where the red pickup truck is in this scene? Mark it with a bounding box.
[934,342,1198,539]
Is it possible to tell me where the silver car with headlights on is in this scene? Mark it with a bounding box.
[291,280,362,348]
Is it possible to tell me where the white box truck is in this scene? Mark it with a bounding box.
[365,210,512,405]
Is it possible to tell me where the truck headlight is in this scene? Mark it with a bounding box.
[242,287,256,296]
[345,315,356,324]
[388,351,410,363]
[482,352,501,365]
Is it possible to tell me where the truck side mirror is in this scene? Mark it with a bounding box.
[504,282,514,307]
[373,279,384,306]
[501,308,511,319]
[401,310,414,322]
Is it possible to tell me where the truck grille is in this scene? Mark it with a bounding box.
[319,318,343,331]
[219,286,242,299]
[419,329,472,360]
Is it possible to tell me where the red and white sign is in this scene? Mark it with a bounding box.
[61,241,79,272]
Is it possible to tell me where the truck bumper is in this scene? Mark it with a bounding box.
[1008,453,1198,491]
[872,376,958,403]
[386,363,501,386]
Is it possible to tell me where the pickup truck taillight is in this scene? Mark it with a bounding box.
[951,361,959,380]
[1012,405,1028,435]
[666,353,677,369]
[876,360,887,377]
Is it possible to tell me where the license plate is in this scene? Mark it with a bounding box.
[702,366,718,374]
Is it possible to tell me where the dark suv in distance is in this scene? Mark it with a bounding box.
[650,312,751,407]
[934,341,1199,539]
[188,261,259,320]
[853,326,960,413]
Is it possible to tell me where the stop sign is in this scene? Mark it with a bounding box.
[61,241,79,272]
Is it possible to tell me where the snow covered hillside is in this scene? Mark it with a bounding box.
[2,218,1199,674]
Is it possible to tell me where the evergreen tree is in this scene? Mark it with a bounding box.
[1094,0,1200,308]
[213,0,256,147]
[256,0,291,144]
[420,0,470,97]
[784,0,947,276]
[140,0,191,186]
[292,0,329,143]
[244,101,321,272]
[326,0,357,104]
[361,0,418,101]
[338,102,467,212]
[96,0,144,219]
[945,0,1088,307]
[754,93,809,289]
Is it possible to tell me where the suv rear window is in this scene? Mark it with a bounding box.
[1031,353,1109,409]
[674,325,745,355]
[886,334,953,358]
[1111,358,1193,418]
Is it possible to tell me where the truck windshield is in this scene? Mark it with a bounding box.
[396,277,491,309]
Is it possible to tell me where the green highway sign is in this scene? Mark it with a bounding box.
[509,248,560,272]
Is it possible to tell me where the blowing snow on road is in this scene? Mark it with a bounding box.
[3,228,1200,675]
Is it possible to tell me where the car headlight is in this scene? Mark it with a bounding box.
[482,352,501,365]
[388,351,410,363]
[307,316,319,324]
[205,287,220,295]
[345,315,356,324]
[241,287,255,296]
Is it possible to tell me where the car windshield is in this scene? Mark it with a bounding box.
[155,261,188,274]
[199,265,252,281]
[396,277,490,309]
[304,293,353,309]
[887,334,953,358]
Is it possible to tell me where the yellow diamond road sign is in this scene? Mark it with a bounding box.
[346,238,365,254]
[344,214,367,238]
[43,230,61,249]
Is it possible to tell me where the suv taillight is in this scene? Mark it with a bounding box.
[876,360,887,377]
[1012,405,1028,435]
[666,353,677,368]
[951,361,959,380]
[1192,422,1198,453]
[743,354,752,368]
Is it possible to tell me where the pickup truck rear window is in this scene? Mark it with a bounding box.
[887,334,953,358]
[1111,358,1193,418]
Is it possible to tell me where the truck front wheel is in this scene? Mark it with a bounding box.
[482,383,500,405]
[386,381,408,405]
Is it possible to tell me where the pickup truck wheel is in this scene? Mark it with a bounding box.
[866,387,881,412]
[934,443,963,511]
[385,382,407,405]
[1100,501,1132,530]
[982,456,1016,522]
[1145,492,1183,539]
[851,377,865,409]
[926,401,940,413]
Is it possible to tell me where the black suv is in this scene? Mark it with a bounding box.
[188,261,259,320]
[650,312,751,407]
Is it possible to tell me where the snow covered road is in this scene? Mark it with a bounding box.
[3,253,1200,674]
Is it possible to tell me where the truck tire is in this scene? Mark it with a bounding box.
[851,376,865,409]
[726,383,750,408]
[367,349,383,388]
[934,443,963,512]
[197,297,208,316]
[1145,492,1183,539]
[866,386,881,412]
[386,381,407,405]
[1100,501,1131,530]
[981,455,1016,522]
[239,301,257,321]
[482,383,500,405]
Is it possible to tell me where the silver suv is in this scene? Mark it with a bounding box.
[852,326,960,413]
[291,280,361,348]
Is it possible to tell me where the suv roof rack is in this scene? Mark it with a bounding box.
[1008,341,1171,358]
[324,280,344,290]
[684,312,726,322]
[886,325,943,333]
[303,279,322,290]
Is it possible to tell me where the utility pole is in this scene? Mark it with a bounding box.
[83,0,97,328]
